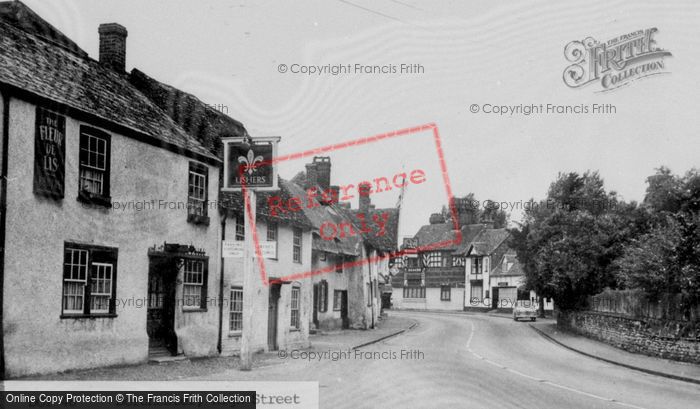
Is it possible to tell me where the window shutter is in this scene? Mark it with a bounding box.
[201,258,209,309]
[103,132,111,198]
[322,281,328,312]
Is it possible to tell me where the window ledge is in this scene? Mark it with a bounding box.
[187,214,210,226]
[289,329,300,333]
[77,191,112,208]
[60,313,117,319]
[182,308,208,313]
[228,332,242,338]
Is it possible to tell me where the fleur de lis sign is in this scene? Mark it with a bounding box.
[238,149,264,175]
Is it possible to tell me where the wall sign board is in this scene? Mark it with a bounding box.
[33,107,66,198]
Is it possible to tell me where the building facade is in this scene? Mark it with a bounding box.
[391,216,486,311]
[219,180,314,355]
[294,157,399,331]
[0,2,224,376]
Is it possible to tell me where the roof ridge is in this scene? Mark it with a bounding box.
[0,1,89,58]
[0,19,219,163]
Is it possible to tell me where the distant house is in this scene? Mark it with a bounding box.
[0,1,225,376]
[354,205,399,327]
[457,230,554,311]
[294,157,399,331]
[392,214,487,311]
[392,210,554,312]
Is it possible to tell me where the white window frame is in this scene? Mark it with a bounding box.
[90,262,113,314]
[183,259,204,309]
[423,252,442,268]
[235,215,245,241]
[188,167,207,217]
[63,248,89,314]
[79,132,107,195]
[267,222,278,259]
[290,287,301,329]
[293,228,302,264]
[229,286,243,334]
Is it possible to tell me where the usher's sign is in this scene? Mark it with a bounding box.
[222,136,280,191]
[33,107,66,198]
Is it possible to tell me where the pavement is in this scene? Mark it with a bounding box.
[16,311,700,408]
[529,320,700,384]
[310,313,418,350]
[191,310,699,408]
[16,313,417,381]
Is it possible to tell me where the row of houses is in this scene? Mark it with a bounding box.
[390,212,554,312]
[0,1,398,378]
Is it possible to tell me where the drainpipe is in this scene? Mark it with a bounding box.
[217,213,227,354]
[0,91,10,379]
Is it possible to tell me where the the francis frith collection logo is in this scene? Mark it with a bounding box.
[563,28,672,92]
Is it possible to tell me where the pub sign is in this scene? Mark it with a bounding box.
[222,136,280,192]
[33,107,66,198]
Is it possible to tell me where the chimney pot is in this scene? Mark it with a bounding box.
[313,156,331,190]
[99,23,128,72]
[429,213,445,225]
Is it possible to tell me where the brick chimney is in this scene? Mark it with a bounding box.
[429,213,445,224]
[98,23,128,72]
[305,162,319,189]
[313,156,331,190]
[358,182,372,213]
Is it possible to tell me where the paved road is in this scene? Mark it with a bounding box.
[196,311,700,408]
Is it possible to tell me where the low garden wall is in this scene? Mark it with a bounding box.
[557,290,700,364]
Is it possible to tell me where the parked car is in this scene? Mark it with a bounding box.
[513,301,537,321]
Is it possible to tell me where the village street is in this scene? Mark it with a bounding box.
[188,311,700,409]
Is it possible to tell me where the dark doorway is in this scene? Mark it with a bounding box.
[340,290,349,329]
[268,284,281,351]
[312,283,319,329]
[381,292,392,310]
[147,256,178,356]
[491,287,499,310]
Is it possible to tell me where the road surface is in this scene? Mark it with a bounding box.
[196,311,700,408]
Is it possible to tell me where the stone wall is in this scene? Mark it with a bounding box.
[558,310,700,364]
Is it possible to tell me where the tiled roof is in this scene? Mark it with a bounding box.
[284,172,398,256]
[351,208,400,253]
[219,178,313,230]
[457,228,510,256]
[491,250,524,277]
[413,223,486,252]
[414,223,459,249]
[292,184,363,256]
[129,69,248,157]
[0,3,218,163]
[0,1,87,58]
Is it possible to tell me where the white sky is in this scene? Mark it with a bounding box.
[22,0,700,238]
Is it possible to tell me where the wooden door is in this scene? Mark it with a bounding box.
[147,256,178,355]
[267,284,281,351]
[340,290,349,329]
[312,283,319,328]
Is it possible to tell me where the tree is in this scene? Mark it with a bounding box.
[644,166,683,213]
[616,216,680,297]
[511,171,646,311]
[442,193,509,228]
